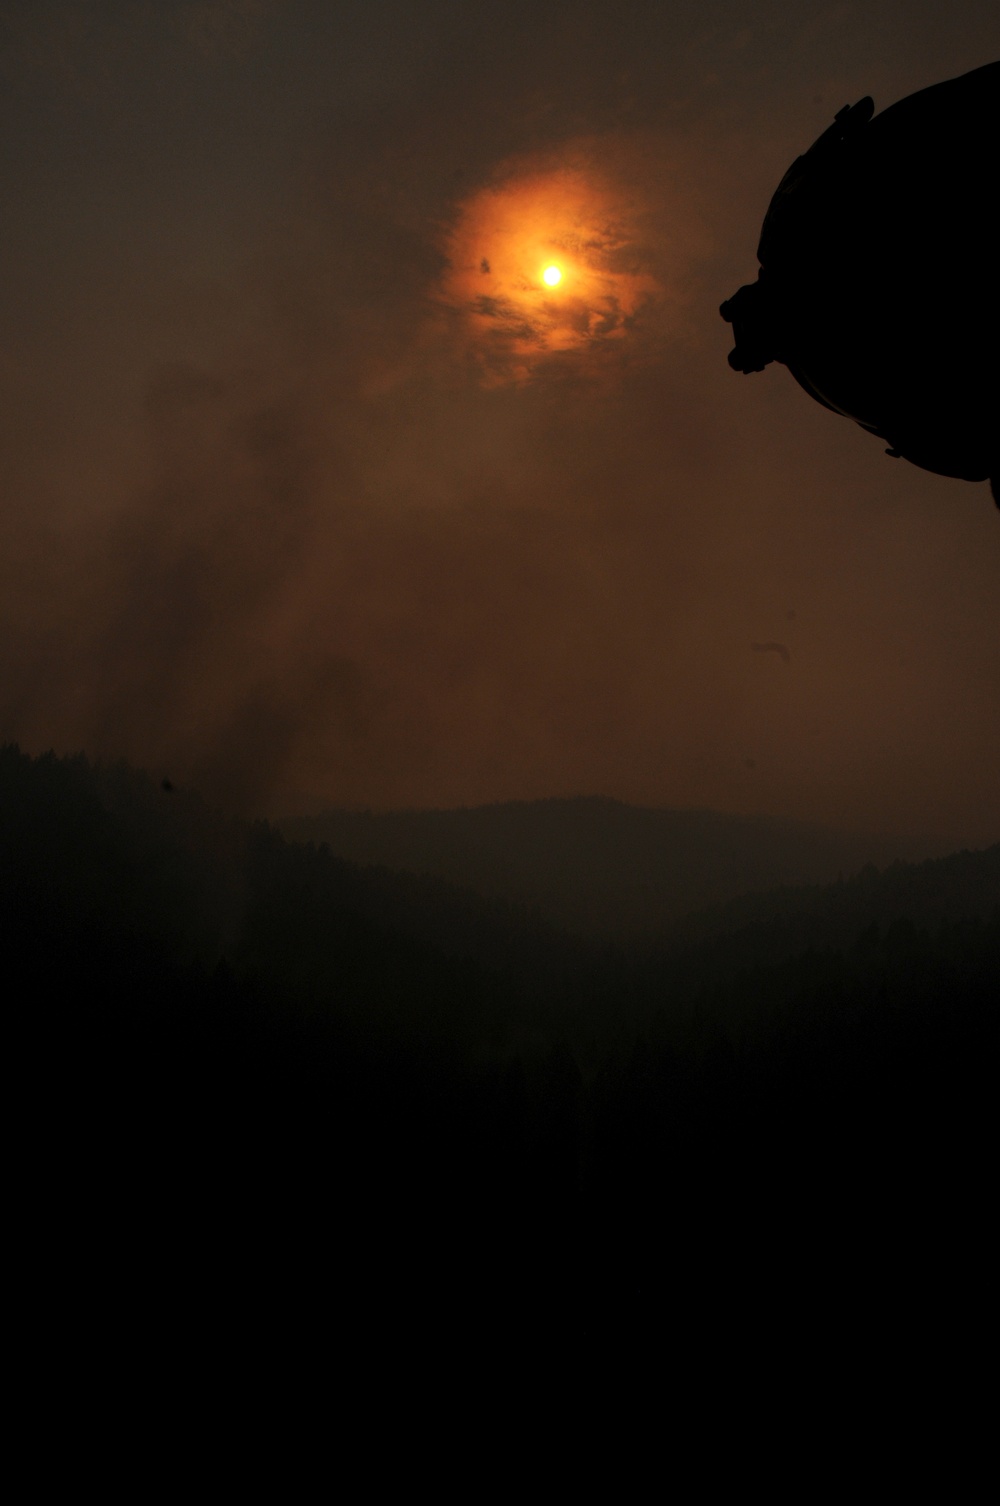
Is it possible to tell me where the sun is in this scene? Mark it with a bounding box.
[440,164,663,379]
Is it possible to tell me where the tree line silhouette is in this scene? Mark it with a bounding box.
[5,743,995,1354]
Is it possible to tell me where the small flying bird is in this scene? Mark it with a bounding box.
[751,641,791,664]
[161,777,175,793]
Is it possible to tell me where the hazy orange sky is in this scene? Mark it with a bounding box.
[1,0,998,840]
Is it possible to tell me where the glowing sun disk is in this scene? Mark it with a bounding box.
[542,265,562,287]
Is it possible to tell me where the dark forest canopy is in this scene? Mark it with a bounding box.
[6,742,995,1024]
[5,740,996,1051]
[6,743,996,1357]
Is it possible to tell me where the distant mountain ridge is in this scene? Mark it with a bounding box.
[6,742,996,1330]
[279,796,961,938]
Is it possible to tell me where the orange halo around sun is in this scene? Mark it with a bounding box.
[441,165,661,380]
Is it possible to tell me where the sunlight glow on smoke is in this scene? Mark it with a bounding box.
[441,165,660,381]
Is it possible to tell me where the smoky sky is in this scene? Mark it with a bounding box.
[1,0,998,838]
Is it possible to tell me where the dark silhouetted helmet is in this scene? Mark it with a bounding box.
[721,61,998,505]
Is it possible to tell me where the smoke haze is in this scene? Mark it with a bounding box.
[2,0,998,839]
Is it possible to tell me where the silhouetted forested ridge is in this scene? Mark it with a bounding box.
[666,844,999,948]
[281,796,958,939]
[5,744,995,1352]
[607,843,1000,1028]
[6,739,996,1072]
[1,744,581,1046]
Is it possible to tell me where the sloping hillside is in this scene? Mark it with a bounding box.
[6,744,995,1352]
[280,797,959,937]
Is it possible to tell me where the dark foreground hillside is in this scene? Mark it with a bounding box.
[5,745,996,1368]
